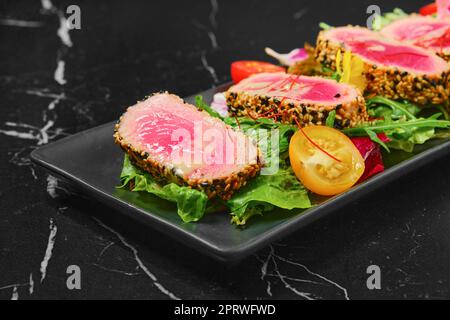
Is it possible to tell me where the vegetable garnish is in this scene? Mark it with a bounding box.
[265,47,308,67]
[289,126,365,196]
[228,166,311,226]
[231,61,285,84]
[287,43,327,76]
[420,2,437,16]
[343,96,450,152]
[119,155,209,223]
[351,135,389,183]
[335,50,367,93]
[293,116,342,163]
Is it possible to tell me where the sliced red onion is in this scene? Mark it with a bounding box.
[264,47,308,66]
[210,92,229,117]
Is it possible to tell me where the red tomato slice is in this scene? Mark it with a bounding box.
[419,2,437,15]
[231,61,285,84]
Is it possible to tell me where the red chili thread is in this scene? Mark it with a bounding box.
[293,117,342,163]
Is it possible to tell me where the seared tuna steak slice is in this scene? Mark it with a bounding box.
[226,72,367,128]
[380,15,450,61]
[316,26,450,105]
[114,93,262,200]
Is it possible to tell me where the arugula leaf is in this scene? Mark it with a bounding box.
[195,95,224,120]
[345,104,450,152]
[367,96,418,120]
[325,110,336,128]
[349,97,450,152]
[364,128,390,152]
[228,166,312,225]
[343,117,450,135]
[118,155,208,223]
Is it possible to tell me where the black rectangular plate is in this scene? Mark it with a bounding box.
[31,85,450,262]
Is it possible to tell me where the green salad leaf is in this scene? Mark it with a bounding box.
[118,155,208,223]
[195,95,224,120]
[227,165,312,225]
[325,110,336,127]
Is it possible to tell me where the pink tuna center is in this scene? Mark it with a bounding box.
[346,39,439,73]
[394,22,450,40]
[235,74,352,104]
[134,106,252,178]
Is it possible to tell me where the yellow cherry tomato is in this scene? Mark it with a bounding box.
[289,126,365,196]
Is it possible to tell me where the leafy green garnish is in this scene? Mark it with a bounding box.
[325,110,336,128]
[371,8,408,31]
[367,96,418,120]
[195,95,224,119]
[364,128,390,152]
[319,22,333,30]
[344,97,450,152]
[228,166,312,225]
[118,155,208,223]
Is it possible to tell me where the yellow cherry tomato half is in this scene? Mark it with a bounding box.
[289,126,365,196]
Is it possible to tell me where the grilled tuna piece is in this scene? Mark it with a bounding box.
[114,93,262,200]
[316,26,450,105]
[225,72,367,128]
[380,15,450,61]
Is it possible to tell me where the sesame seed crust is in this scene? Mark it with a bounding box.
[225,90,368,129]
[315,31,450,106]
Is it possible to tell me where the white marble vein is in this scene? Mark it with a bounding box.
[9,147,37,179]
[293,8,308,20]
[209,0,219,28]
[41,0,53,11]
[94,218,181,300]
[0,283,28,291]
[0,19,43,28]
[274,254,350,300]
[258,245,350,300]
[207,31,218,49]
[10,286,19,300]
[54,59,67,85]
[57,14,73,47]
[0,121,65,146]
[40,218,58,283]
[257,250,273,297]
[201,52,219,84]
[93,263,142,276]
[46,175,59,198]
[25,89,66,100]
[29,273,34,295]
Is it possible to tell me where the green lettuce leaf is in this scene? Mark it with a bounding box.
[228,166,312,225]
[118,155,208,223]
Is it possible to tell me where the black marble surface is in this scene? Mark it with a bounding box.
[1,0,449,300]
